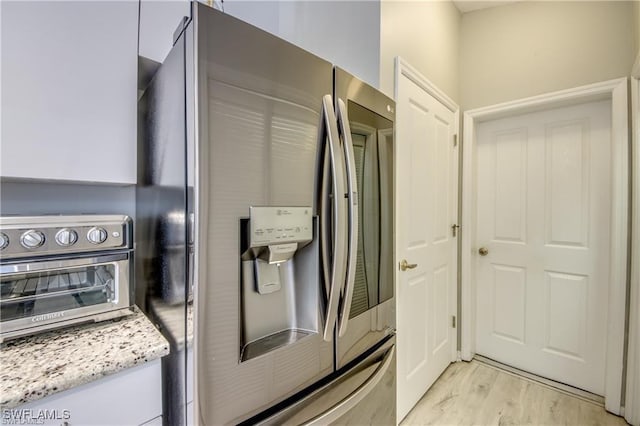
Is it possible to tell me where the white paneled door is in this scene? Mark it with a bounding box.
[396,61,458,423]
[475,100,612,395]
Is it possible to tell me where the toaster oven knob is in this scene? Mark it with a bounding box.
[55,228,78,246]
[0,233,8,250]
[87,227,108,244]
[20,230,45,249]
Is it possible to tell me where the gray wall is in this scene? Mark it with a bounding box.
[0,181,135,218]
[460,1,634,110]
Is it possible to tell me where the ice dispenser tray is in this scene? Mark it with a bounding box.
[240,207,318,362]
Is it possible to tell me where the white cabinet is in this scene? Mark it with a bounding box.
[18,360,163,426]
[1,1,138,184]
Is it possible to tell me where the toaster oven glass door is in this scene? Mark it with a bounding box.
[0,254,126,323]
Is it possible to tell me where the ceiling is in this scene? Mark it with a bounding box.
[452,1,522,14]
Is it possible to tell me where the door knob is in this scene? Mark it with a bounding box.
[478,247,489,256]
[399,259,418,271]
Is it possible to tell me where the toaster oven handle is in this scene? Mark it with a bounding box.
[0,253,128,275]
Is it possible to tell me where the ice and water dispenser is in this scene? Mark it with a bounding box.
[240,207,319,362]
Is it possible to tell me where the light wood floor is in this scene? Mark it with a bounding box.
[401,360,629,426]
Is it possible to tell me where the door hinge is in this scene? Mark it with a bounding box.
[451,224,460,237]
[453,134,458,147]
[452,316,457,328]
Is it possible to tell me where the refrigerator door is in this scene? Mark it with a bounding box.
[250,335,396,425]
[138,20,191,426]
[334,67,396,368]
[193,5,335,424]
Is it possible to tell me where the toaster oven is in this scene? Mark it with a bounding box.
[0,215,134,342]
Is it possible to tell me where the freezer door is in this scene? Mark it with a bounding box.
[251,335,396,426]
[334,67,396,368]
[193,4,335,425]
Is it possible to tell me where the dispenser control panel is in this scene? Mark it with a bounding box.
[249,206,312,247]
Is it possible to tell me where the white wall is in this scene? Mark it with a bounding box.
[139,1,380,88]
[223,1,381,87]
[279,1,381,88]
[460,1,634,110]
[633,1,640,74]
[380,0,460,102]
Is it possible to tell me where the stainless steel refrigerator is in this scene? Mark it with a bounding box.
[139,3,395,424]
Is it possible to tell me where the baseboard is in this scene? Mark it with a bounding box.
[474,355,605,407]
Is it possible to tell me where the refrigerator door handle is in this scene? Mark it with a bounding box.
[336,98,358,337]
[319,94,348,342]
[320,148,332,299]
[303,345,395,425]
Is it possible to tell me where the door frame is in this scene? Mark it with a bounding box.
[394,56,460,424]
[460,78,629,414]
[626,74,640,425]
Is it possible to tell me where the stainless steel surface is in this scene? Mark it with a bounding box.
[240,218,322,362]
[334,68,396,369]
[194,4,334,424]
[256,336,396,426]
[137,14,191,426]
[479,247,489,256]
[334,67,394,124]
[139,4,398,425]
[305,346,395,425]
[241,329,312,362]
[336,98,358,338]
[400,259,418,271]
[321,93,347,343]
[0,215,131,258]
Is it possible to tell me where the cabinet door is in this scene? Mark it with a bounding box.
[18,360,162,426]
[1,1,138,184]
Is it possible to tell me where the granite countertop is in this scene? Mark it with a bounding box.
[0,306,170,409]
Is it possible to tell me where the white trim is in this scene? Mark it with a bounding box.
[475,355,605,406]
[460,109,476,361]
[460,78,629,414]
[462,78,625,122]
[626,77,640,426]
[395,57,458,114]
